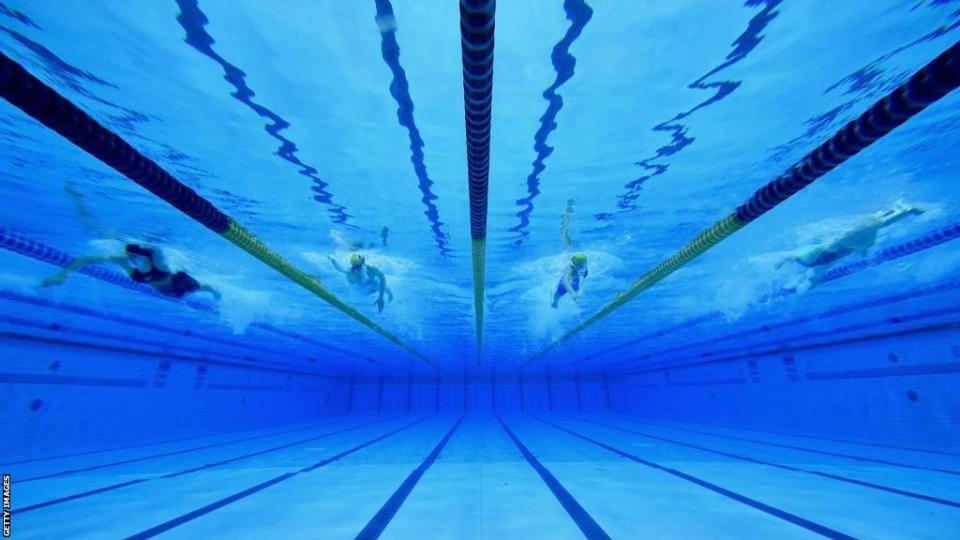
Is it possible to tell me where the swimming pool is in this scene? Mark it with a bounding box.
[1,0,959,538]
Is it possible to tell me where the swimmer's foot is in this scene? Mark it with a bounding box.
[41,274,66,287]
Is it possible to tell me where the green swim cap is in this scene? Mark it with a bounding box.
[350,253,364,267]
[572,253,587,266]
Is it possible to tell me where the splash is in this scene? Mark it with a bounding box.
[710,200,942,317]
[209,282,283,334]
[503,250,622,341]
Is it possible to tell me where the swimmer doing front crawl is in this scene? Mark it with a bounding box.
[327,252,393,312]
[552,253,589,308]
[42,243,221,300]
[776,201,925,291]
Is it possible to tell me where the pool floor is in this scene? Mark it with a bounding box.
[8,413,960,538]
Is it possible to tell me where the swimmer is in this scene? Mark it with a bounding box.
[327,253,394,312]
[777,201,925,290]
[41,243,221,300]
[381,226,389,247]
[552,253,589,308]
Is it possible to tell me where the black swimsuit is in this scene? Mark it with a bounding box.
[130,266,169,284]
[126,245,200,298]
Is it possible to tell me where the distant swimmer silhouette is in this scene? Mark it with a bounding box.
[327,252,393,312]
[552,253,589,308]
[777,201,925,291]
[42,243,221,300]
[561,199,575,249]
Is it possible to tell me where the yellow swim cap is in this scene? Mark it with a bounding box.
[350,253,364,267]
[572,253,587,266]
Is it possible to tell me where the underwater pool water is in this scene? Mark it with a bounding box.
[1,0,959,538]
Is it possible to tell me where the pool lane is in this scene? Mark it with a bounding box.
[378,413,584,540]
[635,415,960,458]
[13,416,429,539]
[14,413,956,538]
[546,416,960,539]
[582,414,960,503]
[0,417,335,468]
[610,415,960,474]
[357,415,464,538]
[11,416,355,482]
[14,416,382,512]
[499,415,820,539]
[13,418,376,508]
[127,415,458,539]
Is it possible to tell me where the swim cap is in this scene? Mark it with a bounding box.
[572,253,587,266]
[350,253,364,267]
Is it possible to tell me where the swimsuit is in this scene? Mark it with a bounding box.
[555,267,585,298]
[807,245,855,267]
[126,245,200,298]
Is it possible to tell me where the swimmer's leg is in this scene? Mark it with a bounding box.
[774,256,794,270]
[795,267,827,293]
[807,266,828,289]
[551,285,565,309]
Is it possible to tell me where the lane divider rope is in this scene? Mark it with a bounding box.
[518,40,960,371]
[461,0,495,354]
[0,51,438,372]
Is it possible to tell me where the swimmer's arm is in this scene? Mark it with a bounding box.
[369,267,387,298]
[562,269,579,302]
[368,267,388,311]
[327,256,348,274]
[42,254,129,286]
[196,284,222,301]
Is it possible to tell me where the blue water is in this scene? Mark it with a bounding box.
[1,1,959,538]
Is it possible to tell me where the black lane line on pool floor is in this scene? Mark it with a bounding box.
[15,417,389,514]
[0,416,345,468]
[354,415,465,539]
[574,417,960,509]
[497,415,612,540]
[124,416,433,540]
[610,415,960,476]
[16,416,351,482]
[536,417,855,540]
